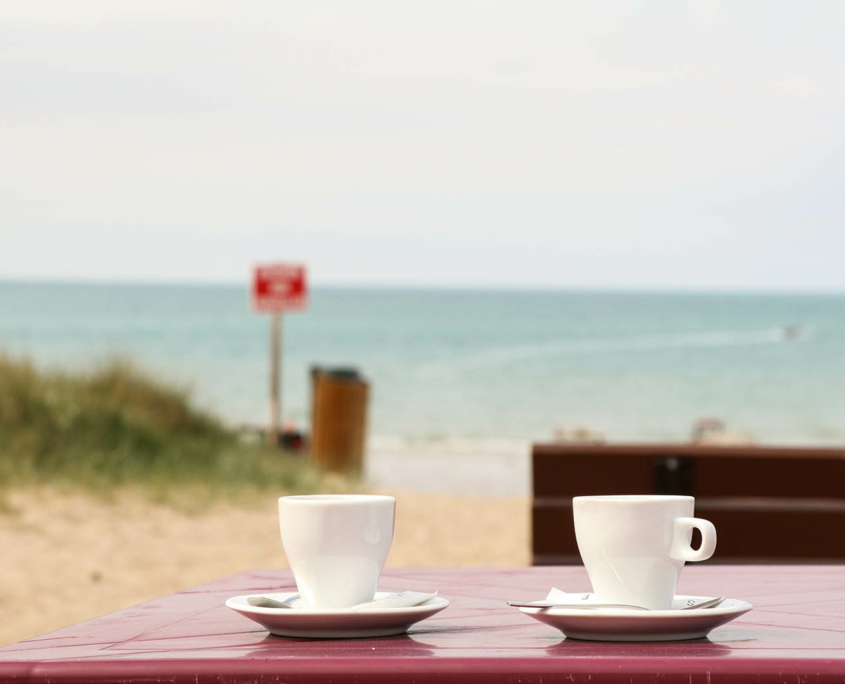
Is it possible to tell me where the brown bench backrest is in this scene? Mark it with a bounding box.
[532,443,845,565]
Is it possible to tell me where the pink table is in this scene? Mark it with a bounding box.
[2,566,845,683]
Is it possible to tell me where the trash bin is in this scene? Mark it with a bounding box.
[310,366,369,474]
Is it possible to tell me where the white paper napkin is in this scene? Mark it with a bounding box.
[546,587,598,605]
[354,591,438,611]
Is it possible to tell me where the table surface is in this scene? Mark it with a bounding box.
[2,565,845,683]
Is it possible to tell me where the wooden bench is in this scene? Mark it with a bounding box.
[532,443,845,565]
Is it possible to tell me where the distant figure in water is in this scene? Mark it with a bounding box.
[691,417,754,445]
[779,324,804,342]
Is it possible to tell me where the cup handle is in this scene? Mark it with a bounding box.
[671,517,717,562]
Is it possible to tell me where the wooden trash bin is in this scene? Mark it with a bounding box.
[310,367,369,474]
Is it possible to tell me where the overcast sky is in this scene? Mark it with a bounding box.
[2,1,844,290]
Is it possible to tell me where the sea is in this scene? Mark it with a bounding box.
[1,282,844,448]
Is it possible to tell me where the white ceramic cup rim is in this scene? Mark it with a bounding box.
[279,495,395,504]
[574,495,694,504]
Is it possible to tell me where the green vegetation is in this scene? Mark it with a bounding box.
[0,355,340,505]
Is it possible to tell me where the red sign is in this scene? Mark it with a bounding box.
[252,264,308,312]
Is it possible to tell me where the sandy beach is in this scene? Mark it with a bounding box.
[0,487,529,647]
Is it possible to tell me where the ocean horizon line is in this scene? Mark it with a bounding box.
[1,278,844,298]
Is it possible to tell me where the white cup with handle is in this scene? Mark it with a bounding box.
[278,494,395,609]
[573,495,717,610]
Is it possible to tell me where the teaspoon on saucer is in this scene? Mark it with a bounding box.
[680,596,726,610]
[246,591,437,611]
[507,601,648,610]
[507,596,726,611]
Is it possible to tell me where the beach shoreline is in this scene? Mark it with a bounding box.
[366,435,531,496]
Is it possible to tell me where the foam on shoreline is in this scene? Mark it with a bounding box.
[365,435,530,496]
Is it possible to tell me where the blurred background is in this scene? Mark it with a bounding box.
[2,0,844,645]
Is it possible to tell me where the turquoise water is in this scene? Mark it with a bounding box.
[1,282,843,444]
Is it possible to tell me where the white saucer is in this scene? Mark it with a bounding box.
[226,592,450,639]
[518,595,752,642]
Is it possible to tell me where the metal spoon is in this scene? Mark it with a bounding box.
[507,601,648,610]
[247,594,300,609]
[682,596,726,610]
[507,596,727,611]
[246,592,435,611]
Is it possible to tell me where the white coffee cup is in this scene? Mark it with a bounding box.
[278,494,395,609]
[573,495,716,610]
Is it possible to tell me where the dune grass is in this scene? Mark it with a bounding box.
[0,355,343,506]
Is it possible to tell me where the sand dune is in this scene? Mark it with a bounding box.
[0,487,529,646]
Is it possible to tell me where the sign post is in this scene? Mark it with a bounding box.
[252,264,307,446]
[268,313,282,445]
